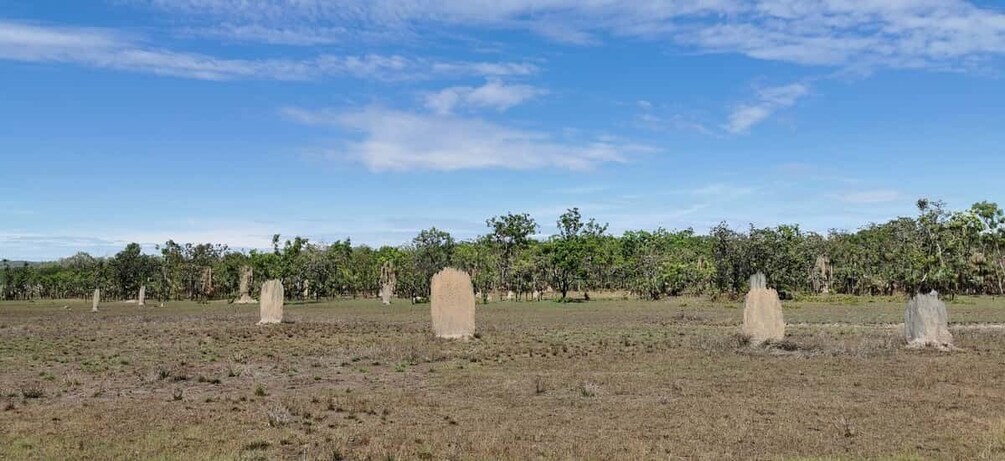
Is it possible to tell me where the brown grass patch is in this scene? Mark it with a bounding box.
[1,297,1004,459]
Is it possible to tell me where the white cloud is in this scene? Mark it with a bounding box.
[187,23,347,45]
[423,79,545,114]
[0,21,537,81]
[135,0,1005,71]
[282,106,651,171]
[428,61,539,77]
[727,83,810,134]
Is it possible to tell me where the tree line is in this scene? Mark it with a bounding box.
[2,199,1004,302]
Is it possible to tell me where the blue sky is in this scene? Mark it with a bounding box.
[1,0,1004,260]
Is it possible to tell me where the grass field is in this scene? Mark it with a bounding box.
[2,296,1005,460]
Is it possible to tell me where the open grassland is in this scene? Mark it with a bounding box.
[1,297,1005,460]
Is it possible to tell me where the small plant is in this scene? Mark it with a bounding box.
[254,384,267,397]
[244,440,270,451]
[534,376,547,395]
[578,382,600,398]
[835,416,856,438]
[20,385,45,399]
[197,376,221,385]
[769,339,801,352]
[267,405,291,427]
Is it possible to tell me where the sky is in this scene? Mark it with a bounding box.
[1,0,1004,261]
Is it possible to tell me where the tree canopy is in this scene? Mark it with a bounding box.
[4,199,1004,302]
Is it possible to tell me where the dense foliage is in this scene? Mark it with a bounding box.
[3,200,1004,302]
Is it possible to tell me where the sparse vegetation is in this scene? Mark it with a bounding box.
[578,381,601,398]
[19,385,45,400]
[1,297,1004,459]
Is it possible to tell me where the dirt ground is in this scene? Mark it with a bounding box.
[1,296,1004,460]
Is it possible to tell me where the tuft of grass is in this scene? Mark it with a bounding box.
[578,382,600,398]
[979,419,1005,460]
[266,405,291,427]
[534,376,547,395]
[243,440,270,451]
[20,385,45,399]
[835,416,856,438]
[197,375,221,385]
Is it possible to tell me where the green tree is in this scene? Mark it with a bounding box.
[110,243,158,299]
[486,212,538,295]
[545,208,607,299]
[412,227,456,297]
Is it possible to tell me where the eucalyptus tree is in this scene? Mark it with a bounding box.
[411,227,456,297]
[110,243,159,300]
[454,236,498,300]
[711,222,746,295]
[915,198,953,292]
[620,229,671,299]
[969,201,1005,294]
[216,251,250,300]
[486,212,538,294]
[545,208,608,299]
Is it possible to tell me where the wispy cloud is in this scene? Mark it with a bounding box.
[726,83,810,134]
[282,106,652,172]
[689,183,758,199]
[0,232,127,260]
[681,1,1005,71]
[423,79,545,114]
[635,100,714,135]
[135,0,1005,71]
[835,189,904,204]
[0,21,538,81]
[184,23,347,45]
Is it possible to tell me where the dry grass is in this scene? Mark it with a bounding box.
[1,296,1004,460]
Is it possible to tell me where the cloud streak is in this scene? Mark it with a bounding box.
[727,83,810,134]
[0,21,538,81]
[135,0,1005,71]
[282,106,651,172]
[423,79,545,114]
